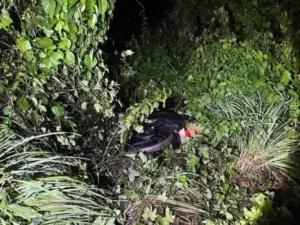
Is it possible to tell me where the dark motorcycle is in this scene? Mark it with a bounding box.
[126,111,197,153]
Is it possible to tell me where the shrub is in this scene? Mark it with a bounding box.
[0,0,118,142]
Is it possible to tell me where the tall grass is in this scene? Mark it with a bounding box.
[0,130,119,224]
[204,94,299,182]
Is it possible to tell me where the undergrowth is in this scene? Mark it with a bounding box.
[1,0,300,224]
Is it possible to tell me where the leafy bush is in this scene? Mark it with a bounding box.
[0,0,118,141]
[124,6,300,146]
[119,1,300,224]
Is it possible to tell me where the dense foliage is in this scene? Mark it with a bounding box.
[1,0,300,224]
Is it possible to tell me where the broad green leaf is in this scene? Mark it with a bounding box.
[23,50,34,62]
[42,0,57,19]
[0,9,13,29]
[58,37,71,49]
[86,0,95,14]
[88,13,98,28]
[64,50,75,65]
[17,37,32,53]
[50,50,64,65]
[36,37,55,49]
[51,105,65,117]
[55,20,64,33]
[18,98,29,112]
[98,0,108,20]
[41,57,53,69]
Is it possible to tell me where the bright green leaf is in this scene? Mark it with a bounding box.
[98,0,108,20]
[23,50,34,62]
[36,37,55,49]
[0,9,13,29]
[51,105,65,117]
[86,0,95,14]
[42,0,57,19]
[65,50,75,65]
[58,37,71,49]
[50,50,64,65]
[18,98,29,112]
[17,37,32,53]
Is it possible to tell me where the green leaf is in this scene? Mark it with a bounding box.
[51,105,65,118]
[81,102,88,110]
[52,93,59,100]
[281,70,291,85]
[94,103,102,113]
[201,146,210,159]
[243,207,263,222]
[23,50,34,62]
[36,37,55,49]
[157,216,167,225]
[108,0,114,10]
[187,155,200,168]
[84,51,97,70]
[69,0,79,7]
[18,99,29,112]
[50,50,64,65]
[42,0,57,19]
[142,207,157,222]
[17,37,32,53]
[86,0,95,14]
[88,13,98,28]
[59,37,71,49]
[31,97,38,106]
[65,50,75,65]
[98,0,108,20]
[62,0,68,12]
[3,106,14,115]
[0,9,13,29]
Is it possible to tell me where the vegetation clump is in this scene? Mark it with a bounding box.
[1,0,300,224]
